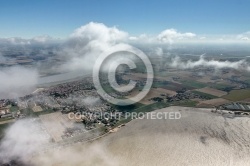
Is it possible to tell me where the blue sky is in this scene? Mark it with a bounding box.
[0,0,249,38]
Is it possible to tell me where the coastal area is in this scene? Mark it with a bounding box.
[1,1,250,165]
[31,106,250,166]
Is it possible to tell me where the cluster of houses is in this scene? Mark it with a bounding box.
[17,78,121,130]
[165,91,211,102]
[0,107,12,118]
[0,99,16,119]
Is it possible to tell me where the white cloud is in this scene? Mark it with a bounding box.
[129,36,138,40]
[70,22,128,43]
[0,119,49,164]
[58,22,130,72]
[0,35,60,45]
[157,29,196,43]
[1,37,31,45]
[240,37,249,41]
[129,33,156,44]
[0,66,38,99]
[32,35,54,43]
[236,31,250,41]
[0,23,249,45]
[169,55,250,71]
[0,118,119,166]
[155,47,163,57]
[82,96,101,106]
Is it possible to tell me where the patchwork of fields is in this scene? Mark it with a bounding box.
[124,71,250,107]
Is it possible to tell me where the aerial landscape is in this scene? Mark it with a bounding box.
[0,0,250,166]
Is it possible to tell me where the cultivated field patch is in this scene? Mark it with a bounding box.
[198,98,230,106]
[195,87,227,97]
[223,89,250,101]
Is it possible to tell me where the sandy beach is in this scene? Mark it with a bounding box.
[32,106,250,166]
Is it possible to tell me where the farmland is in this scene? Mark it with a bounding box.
[223,89,250,101]
[195,87,227,97]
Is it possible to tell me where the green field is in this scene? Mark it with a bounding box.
[180,80,207,89]
[209,83,234,92]
[113,102,145,112]
[34,108,56,116]
[152,81,169,88]
[9,106,19,112]
[0,117,14,122]
[154,71,175,77]
[223,89,250,101]
[133,102,169,113]
[171,100,198,107]
[152,81,193,91]
[101,84,117,93]
[192,90,218,99]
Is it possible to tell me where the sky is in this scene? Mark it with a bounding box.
[0,0,250,38]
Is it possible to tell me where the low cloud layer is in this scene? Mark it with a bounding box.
[169,55,250,71]
[155,47,163,57]
[1,22,249,47]
[82,96,101,106]
[0,66,38,99]
[0,118,119,166]
[0,119,49,164]
[0,35,60,45]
